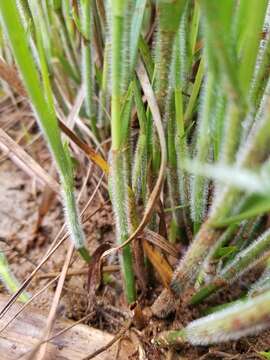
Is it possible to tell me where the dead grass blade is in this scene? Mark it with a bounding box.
[87,243,110,309]
[58,120,109,173]
[144,229,179,258]
[36,165,57,230]
[30,244,74,360]
[0,128,60,193]
[66,85,85,128]
[33,310,95,348]
[36,265,119,280]
[82,318,133,360]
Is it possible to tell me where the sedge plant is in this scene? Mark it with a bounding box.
[2,0,270,350]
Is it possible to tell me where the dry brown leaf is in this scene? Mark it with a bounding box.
[87,243,110,309]
[144,229,179,258]
[58,120,109,173]
[142,241,173,288]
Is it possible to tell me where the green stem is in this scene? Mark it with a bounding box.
[110,0,136,303]
[249,258,270,297]
[191,72,214,232]
[167,107,181,230]
[175,87,189,214]
[157,289,270,346]
[155,0,187,114]
[0,253,29,303]
[61,0,80,73]
[80,0,99,138]
[109,150,136,303]
[132,78,148,201]
[184,57,205,123]
[111,3,124,150]
[169,17,191,240]
[237,0,268,98]
[62,176,91,263]
[189,1,200,56]
[249,31,270,110]
[220,101,241,164]
[220,228,270,283]
[191,228,270,304]
[98,41,109,135]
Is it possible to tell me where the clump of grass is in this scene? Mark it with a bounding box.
[2,0,270,350]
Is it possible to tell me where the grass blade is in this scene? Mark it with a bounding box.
[0,0,90,262]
